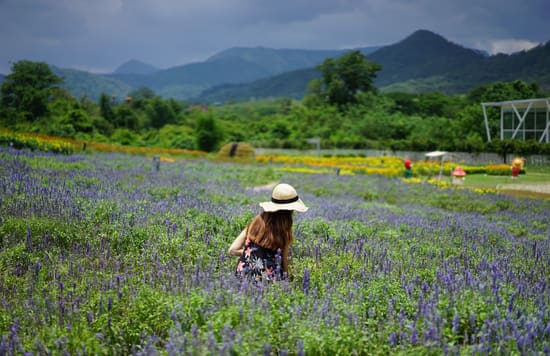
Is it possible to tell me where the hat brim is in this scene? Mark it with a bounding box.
[259,198,308,212]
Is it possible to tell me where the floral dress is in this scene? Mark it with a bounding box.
[236,238,283,282]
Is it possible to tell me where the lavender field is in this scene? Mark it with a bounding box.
[1,147,549,355]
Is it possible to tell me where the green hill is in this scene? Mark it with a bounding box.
[368,29,484,86]
[113,60,159,75]
[109,56,306,99]
[459,42,550,87]
[199,67,320,103]
[378,39,550,94]
[50,66,134,101]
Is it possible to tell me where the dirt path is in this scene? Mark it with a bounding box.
[497,182,550,199]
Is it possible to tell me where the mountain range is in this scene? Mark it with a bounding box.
[200,30,550,102]
[2,30,549,102]
[102,45,381,100]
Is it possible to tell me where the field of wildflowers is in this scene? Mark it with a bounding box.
[0,131,74,155]
[256,154,523,178]
[0,147,549,355]
[0,130,206,159]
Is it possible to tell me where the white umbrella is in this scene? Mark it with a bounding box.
[425,151,447,158]
[425,151,448,180]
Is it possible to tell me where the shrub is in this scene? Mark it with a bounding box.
[110,128,139,146]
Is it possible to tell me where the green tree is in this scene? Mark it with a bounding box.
[455,104,491,142]
[113,105,139,130]
[111,128,139,146]
[158,124,195,149]
[195,112,223,152]
[467,80,542,103]
[0,60,63,123]
[62,107,94,134]
[386,92,463,118]
[270,120,291,140]
[128,87,156,100]
[489,139,518,163]
[461,132,486,153]
[99,93,115,122]
[146,97,178,129]
[310,50,382,107]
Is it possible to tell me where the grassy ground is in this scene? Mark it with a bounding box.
[461,172,549,188]
[460,171,550,199]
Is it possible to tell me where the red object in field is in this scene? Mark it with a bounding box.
[404,159,412,170]
[512,166,520,177]
[452,166,466,178]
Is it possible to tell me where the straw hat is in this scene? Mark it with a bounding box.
[259,183,308,212]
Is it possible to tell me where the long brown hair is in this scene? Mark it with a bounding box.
[247,210,294,271]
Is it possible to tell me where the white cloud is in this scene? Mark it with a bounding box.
[489,39,539,54]
[69,64,113,74]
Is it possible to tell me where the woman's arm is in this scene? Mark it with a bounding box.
[228,228,247,256]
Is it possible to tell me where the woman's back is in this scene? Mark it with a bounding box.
[228,183,308,282]
[236,238,282,281]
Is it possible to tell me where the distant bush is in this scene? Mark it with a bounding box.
[111,128,139,146]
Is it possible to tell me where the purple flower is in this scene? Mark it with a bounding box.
[410,327,418,344]
[388,332,397,346]
[302,268,310,293]
[452,312,460,334]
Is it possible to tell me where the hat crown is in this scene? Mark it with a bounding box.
[259,183,307,212]
[272,183,297,200]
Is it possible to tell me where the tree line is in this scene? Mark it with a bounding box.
[1,55,549,155]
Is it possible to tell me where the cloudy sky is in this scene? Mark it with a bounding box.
[1,0,549,74]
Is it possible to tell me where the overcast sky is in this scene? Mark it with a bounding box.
[1,0,549,74]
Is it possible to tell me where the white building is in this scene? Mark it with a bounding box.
[481,98,550,143]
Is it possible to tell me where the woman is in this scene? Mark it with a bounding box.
[228,183,308,281]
